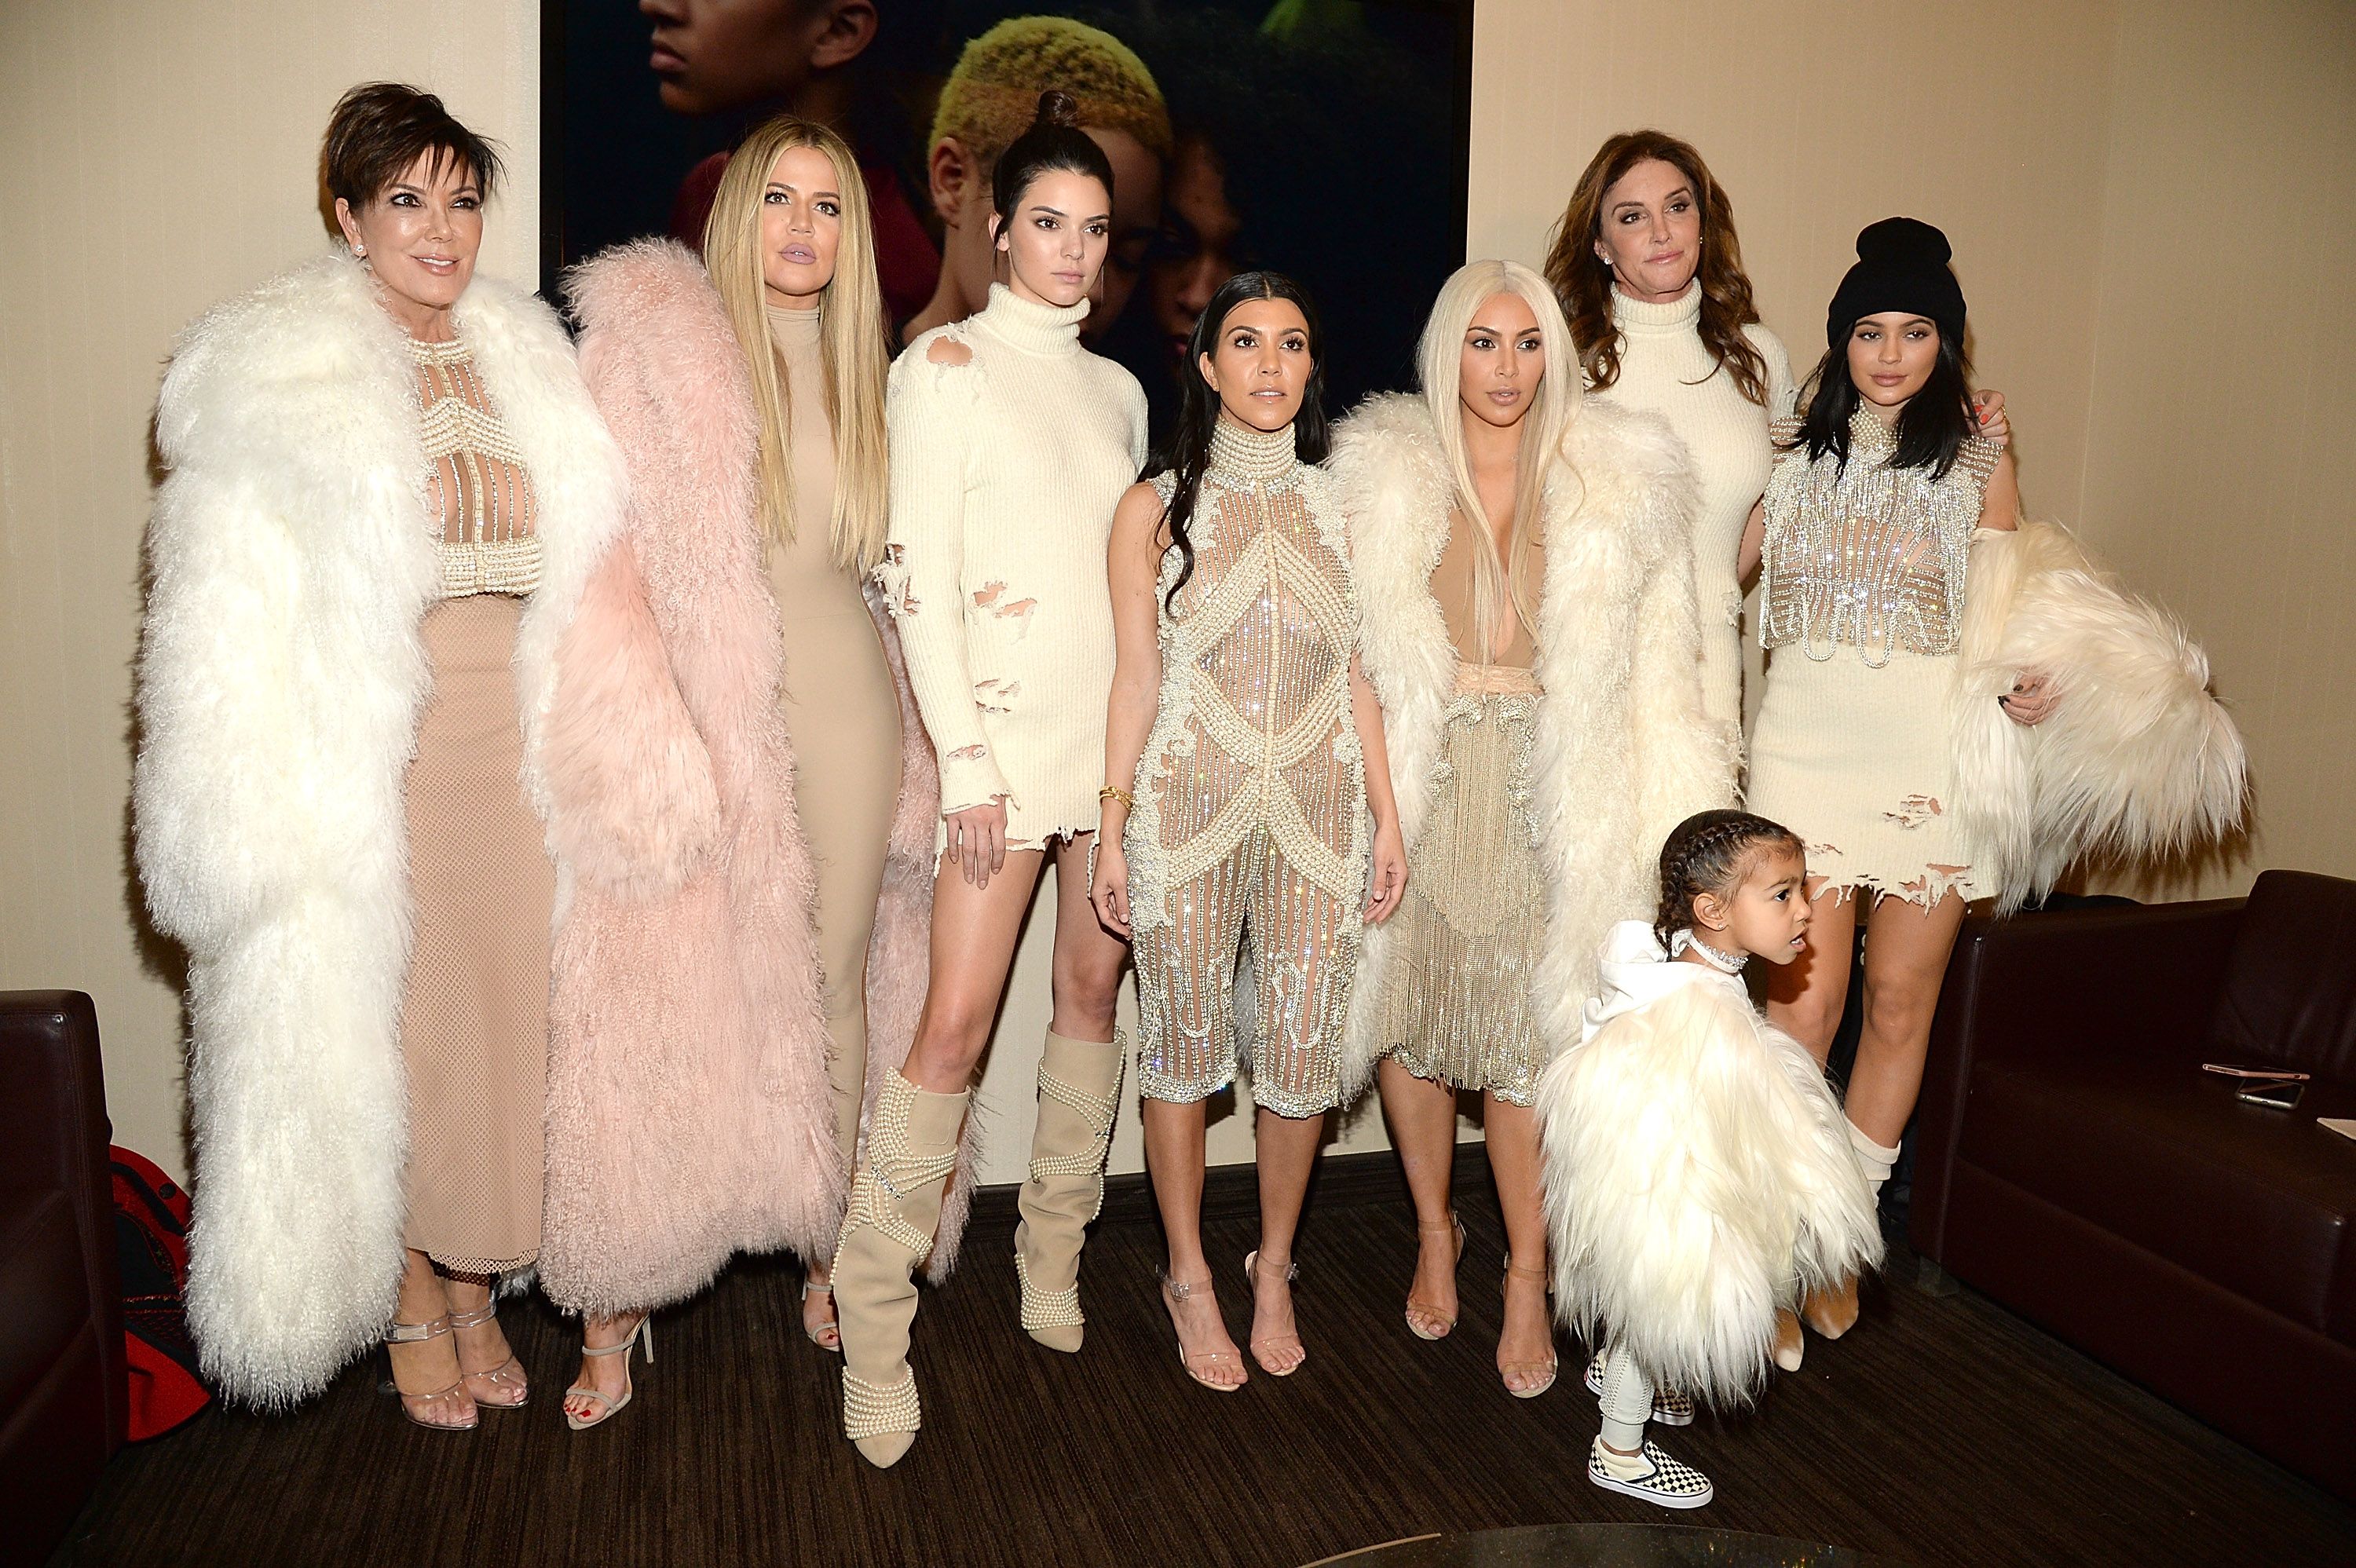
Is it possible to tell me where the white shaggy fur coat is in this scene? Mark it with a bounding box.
[1951,521,2248,909]
[1329,394,1739,1094]
[134,255,626,1406]
[1538,922,1883,1407]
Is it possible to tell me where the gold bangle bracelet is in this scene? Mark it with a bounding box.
[1098,784,1135,810]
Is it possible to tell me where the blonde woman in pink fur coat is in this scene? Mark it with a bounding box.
[541,116,942,1430]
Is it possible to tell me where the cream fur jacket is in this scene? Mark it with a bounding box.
[1329,394,1740,1095]
[134,254,626,1405]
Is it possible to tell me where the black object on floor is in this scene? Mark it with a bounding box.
[50,1150,2356,1568]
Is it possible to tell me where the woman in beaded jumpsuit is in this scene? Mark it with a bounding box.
[1740,219,2047,1355]
[1093,272,1407,1391]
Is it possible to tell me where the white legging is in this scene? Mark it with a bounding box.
[1598,1342,1655,1451]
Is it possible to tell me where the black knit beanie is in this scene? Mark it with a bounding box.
[1825,217,1965,352]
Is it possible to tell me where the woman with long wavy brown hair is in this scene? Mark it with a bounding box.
[1543,131,1794,740]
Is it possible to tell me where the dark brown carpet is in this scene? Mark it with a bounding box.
[50,1152,2356,1568]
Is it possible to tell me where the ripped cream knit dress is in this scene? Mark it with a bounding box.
[1745,409,2004,906]
[880,283,1147,851]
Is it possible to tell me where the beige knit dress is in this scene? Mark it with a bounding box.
[1746,409,2006,907]
[1379,511,1553,1106]
[763,302,902,1170]
[397,334,551,1276]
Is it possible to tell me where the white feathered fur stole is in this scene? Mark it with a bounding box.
[1538,923,1883,1407]
[1950,522,2248,911]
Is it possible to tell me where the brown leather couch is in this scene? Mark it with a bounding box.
[1912,871,2356,1500]
[1,992,127,1562]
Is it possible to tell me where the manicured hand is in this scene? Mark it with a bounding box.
[1999,670,2058,726]
[1364,819,1409,923]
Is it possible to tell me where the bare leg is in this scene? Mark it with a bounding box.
[1047,836,1126,1043]
[1246,1106,1324,1375]
[387,1248,472,1427]
[1847,890,1969,1146]
[1766,883,1859,1065]
[1143,1096,1246,1387]
[1484,1095,1557,1392]
[902,849,1048,1092]
[1377,1057,1463,1336]
[565,1310,649,1423]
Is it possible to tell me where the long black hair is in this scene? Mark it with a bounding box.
[991,90,1117,228]
[1789,324,1977,481]
[1144,269,1330,611]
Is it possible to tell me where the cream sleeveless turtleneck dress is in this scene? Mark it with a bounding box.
[764,302,903,1170]
[882,283,1147,850]
[1586,282,1794,733]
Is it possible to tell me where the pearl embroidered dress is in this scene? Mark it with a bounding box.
[1126,419,1366,1116]
[1745,408,2004,906]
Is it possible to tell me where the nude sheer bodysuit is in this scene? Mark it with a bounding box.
[1127,419,1366,1117]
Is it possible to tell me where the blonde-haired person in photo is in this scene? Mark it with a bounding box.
[900,14,1173,345]
[544,114,939,1428]
[1328,258,1734,1402]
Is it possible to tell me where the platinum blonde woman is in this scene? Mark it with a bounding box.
[1330,259,1734,1400]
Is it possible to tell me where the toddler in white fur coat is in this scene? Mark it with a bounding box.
[1538,810,1886,1509]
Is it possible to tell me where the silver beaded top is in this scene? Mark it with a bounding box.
[1758,407,2002,666]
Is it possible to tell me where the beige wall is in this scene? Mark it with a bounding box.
[0,1,537,1179]
[7,0,2350,1184]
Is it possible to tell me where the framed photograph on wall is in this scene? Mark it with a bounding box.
[543,1,1473,436]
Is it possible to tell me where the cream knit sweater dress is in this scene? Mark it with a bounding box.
[880,283,1148,850]
[1585,282,1794,733]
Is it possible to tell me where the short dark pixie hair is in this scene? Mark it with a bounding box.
[322,82,502,210]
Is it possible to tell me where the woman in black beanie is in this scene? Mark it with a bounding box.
[1732,217,2244,1368]
[1740,217,2030,1356]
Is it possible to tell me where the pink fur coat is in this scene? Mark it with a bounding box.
[542,240,973,1318]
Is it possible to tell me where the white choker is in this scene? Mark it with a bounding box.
[1677,931,1749,974]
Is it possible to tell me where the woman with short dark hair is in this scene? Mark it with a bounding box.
[135,82,625,1429]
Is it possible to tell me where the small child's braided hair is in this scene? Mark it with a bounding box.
[1653,809,1805,948]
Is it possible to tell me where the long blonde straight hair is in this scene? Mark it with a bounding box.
[704,115,891,570]
[1414,259,1580,661]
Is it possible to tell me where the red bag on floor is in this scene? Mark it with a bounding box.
[110,1146,210,1439]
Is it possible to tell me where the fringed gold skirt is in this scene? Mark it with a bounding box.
[1380,666,1548,1106]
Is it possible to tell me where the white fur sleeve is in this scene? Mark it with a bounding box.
[134,470,314,952]
[1628,520,1740,851]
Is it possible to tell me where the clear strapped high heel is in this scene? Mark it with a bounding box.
[1158,1271,1246,1392]
[1242,1250,1306,1376]
[448,1296,529,1409]
[1500,1257,1559,1399]
[1404,1212,1466,1341]
[802,1277,841,1353]
[381,1314,478,1432]
[565,1315,653,1432]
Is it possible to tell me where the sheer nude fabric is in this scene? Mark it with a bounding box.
[397,332,550,1274]
[1382,509,1551,1104]
[1127,420,1365,1116]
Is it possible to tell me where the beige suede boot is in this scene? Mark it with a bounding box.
[832,1070,966,1468]
[1014,1030,1125,1352]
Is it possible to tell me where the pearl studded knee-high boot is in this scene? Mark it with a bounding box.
[832,1071,966,1468]
[1014,1029,1125,1352]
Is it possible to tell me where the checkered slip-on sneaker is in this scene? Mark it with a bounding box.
[1588,1438,1715,1510]
[1582,1354,1697,1427]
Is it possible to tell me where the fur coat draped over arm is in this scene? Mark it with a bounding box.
[132,255,624,1406]
[1948,521,2249,912]
[545,241,953,1319]
[1328,393,1737,1098]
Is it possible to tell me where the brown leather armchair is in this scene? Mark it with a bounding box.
[1912,872,2356,1501]
[0,992,128,1562]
